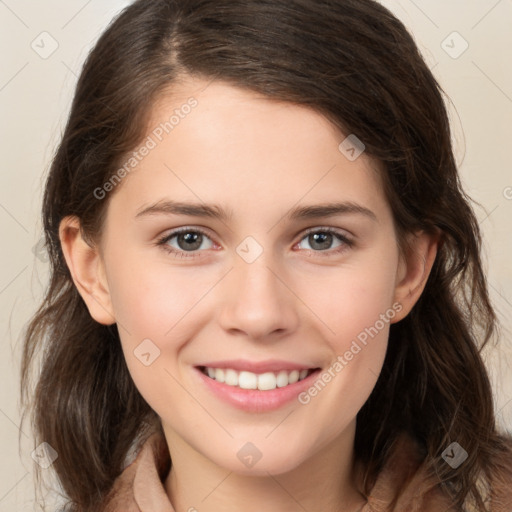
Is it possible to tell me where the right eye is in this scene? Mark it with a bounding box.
[156,227,216,258]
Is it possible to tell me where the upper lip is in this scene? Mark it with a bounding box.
[196,359,319,373]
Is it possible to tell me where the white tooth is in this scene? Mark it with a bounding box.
[209,367,306,389]
[276,370,290,388]
[238,371,258,389]
[225,369,239,386]
[258,372,277,390]
[288,370,299,384]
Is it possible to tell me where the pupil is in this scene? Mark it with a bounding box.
[178,232,202,251]
[310,232,332,250]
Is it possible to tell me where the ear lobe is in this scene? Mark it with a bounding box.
[391,230,439,323]
[59,216,116,325]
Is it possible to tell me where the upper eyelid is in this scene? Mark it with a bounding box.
[300,226,352,238]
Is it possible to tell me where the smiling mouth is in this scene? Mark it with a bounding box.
[198,366,319,391]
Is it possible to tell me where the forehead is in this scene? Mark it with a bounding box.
[149,76,343,150]
[106,76,389,226]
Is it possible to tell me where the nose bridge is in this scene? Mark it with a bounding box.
[236,253,280,301]
[217,238,299,339]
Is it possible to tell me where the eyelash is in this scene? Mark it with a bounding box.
[155,226,354,259]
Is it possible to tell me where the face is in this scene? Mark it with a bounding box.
[83,77,413,475]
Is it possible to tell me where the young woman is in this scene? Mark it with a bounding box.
[21,0,512,510]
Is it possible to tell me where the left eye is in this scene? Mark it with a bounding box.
[296,229,350,252]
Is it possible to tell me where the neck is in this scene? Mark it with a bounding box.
[163,420,366,512]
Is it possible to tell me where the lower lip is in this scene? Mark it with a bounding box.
[194,367,321,413]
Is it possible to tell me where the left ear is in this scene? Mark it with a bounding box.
[391,230,440,323]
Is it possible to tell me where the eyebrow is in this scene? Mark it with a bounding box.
[135,199,377,223]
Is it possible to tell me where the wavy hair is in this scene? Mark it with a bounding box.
[20,0,512,510]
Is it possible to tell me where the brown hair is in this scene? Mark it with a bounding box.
[20,0,512,510]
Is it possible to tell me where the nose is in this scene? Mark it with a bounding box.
[217,251,300,341]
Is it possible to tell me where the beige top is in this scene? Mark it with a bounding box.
[102,430,508,511]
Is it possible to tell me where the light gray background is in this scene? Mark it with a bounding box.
[1,1,511,510]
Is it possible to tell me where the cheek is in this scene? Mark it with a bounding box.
[300,248,399,351]
[295,279,395,451]
[104,253,223,402]
[106,251,215,340]
[295,248,398,415]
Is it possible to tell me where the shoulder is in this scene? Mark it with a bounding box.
[359,432,512,512]
[358,433,457,512]
[101,430,173,512]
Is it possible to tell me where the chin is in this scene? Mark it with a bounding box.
[211,447,308,477]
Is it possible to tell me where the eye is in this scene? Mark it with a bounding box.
[156,226,353,259]
[156,227,215,258]
[295,228,353,255]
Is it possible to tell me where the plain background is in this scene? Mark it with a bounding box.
[1,0,511,509]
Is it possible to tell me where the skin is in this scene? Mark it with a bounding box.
[60,76,438,512]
